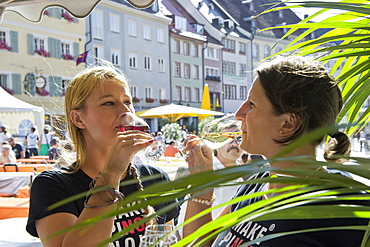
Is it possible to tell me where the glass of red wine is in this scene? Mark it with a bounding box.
[120,112,165,161]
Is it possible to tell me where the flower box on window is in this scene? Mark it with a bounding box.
[0,41,12,51]
[1,86,14,95]
[62,54,75,61]
[159,99,169,104]
[239,51,246,55]
[34,48,50,57]
[132,97,140,103]
[61,12,75,22]
[145,98,154,103]
[43,10,50,16]
[205,75,221,82]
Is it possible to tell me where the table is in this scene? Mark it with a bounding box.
[0,172,33,196]
[0,198,29,219]
[17,158,56,164]
[0,217,42,246]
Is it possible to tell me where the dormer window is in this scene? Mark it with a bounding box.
[175,16,187,30]
[191,23,204,34]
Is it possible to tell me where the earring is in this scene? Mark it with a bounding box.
[280,131,283,134]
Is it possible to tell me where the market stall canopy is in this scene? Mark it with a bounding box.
[0,87,44,135]
[0,0,155,22]
[136,104,224,122]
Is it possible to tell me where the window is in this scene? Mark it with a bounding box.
[130,85,138,98]
[222,61,236,75]
[239,64,247,76]
[158,58,165,72]
[145,87,152,98]
[175,86,181,101]
[206,67,219,77]
[192,23,204,34]
[128,20,137,37]
[144,56,151,70]
[34,37,45,51]
[61,42,71,55]
[92,11,103,39]
[239,42,246,54]
[61,78,71,95]
[174,40,180,53]
[110,14,120,33]
[194,88,200,102]
[240,86,247,100]
[183,42,189,56]
[159,88,165,100]
[174,62,181,77]
[157,28,164,43]
[143,24,151,40]
[252,43,259,60]
[184,87,191,102]
[93,46,103,63]
[0,31,6,42]
[223,39,235,51]
[192,44,198,57]
[129,53,137,68]
[0,74,8,88]
[175,16,187,30]
[264,45,271,58]
[111,49,119,65]
[276,46,283,53]
[205,47,218,60]
[223,84,237,99]
[184,64,190,78]
[193,65,199,79]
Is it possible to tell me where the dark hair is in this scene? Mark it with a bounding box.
[256,56,344,146]
[324,131,351,160]
[31,127,36,132]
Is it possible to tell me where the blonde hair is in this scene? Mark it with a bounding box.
[65,64,130,170]
[64,63,156,222]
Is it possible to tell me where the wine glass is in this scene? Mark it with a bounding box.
[140,224,180,247]
[177,113,242,157]
[120,112,166,161]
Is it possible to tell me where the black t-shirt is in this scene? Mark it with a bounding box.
[12,143,23,159]
[26,163,180,246]
[213,171,370,247]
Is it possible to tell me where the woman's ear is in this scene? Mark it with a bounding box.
[280,113,301,136]
[70,110,86,129]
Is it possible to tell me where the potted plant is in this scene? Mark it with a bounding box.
[0,41,12,51]
[132,97,140,103]
[159,99,169,104]
[61,12,74,22]
[1,85,14,95]
[34,48,50,57]
[145,98,154,103]
[62,54,75,61]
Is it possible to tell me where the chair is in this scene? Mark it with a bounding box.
[3,164,18,172]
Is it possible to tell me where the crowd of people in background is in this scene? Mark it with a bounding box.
[0,124,63,166]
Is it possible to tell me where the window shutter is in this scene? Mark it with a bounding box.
[55,39,61,58]
[73,42,79,57]
[11,74,22,94]
[48,37,55,58]
[9,31,18,53]
[49,76,62,96]
[27,34,34,55]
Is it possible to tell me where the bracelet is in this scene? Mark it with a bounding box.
[190,195,216,206]
[84,186,125,208]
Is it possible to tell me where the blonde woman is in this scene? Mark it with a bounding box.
[27,64,179,246]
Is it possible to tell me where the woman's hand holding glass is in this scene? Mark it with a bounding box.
[140,224,180,247]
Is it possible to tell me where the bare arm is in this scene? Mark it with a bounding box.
[182,135,215,246]
[34,130,154,247]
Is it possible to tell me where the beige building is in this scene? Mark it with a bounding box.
[0,8,85,137]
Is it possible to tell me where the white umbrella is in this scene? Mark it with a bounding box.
[136,103,224,122]
[0,0,155,22]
